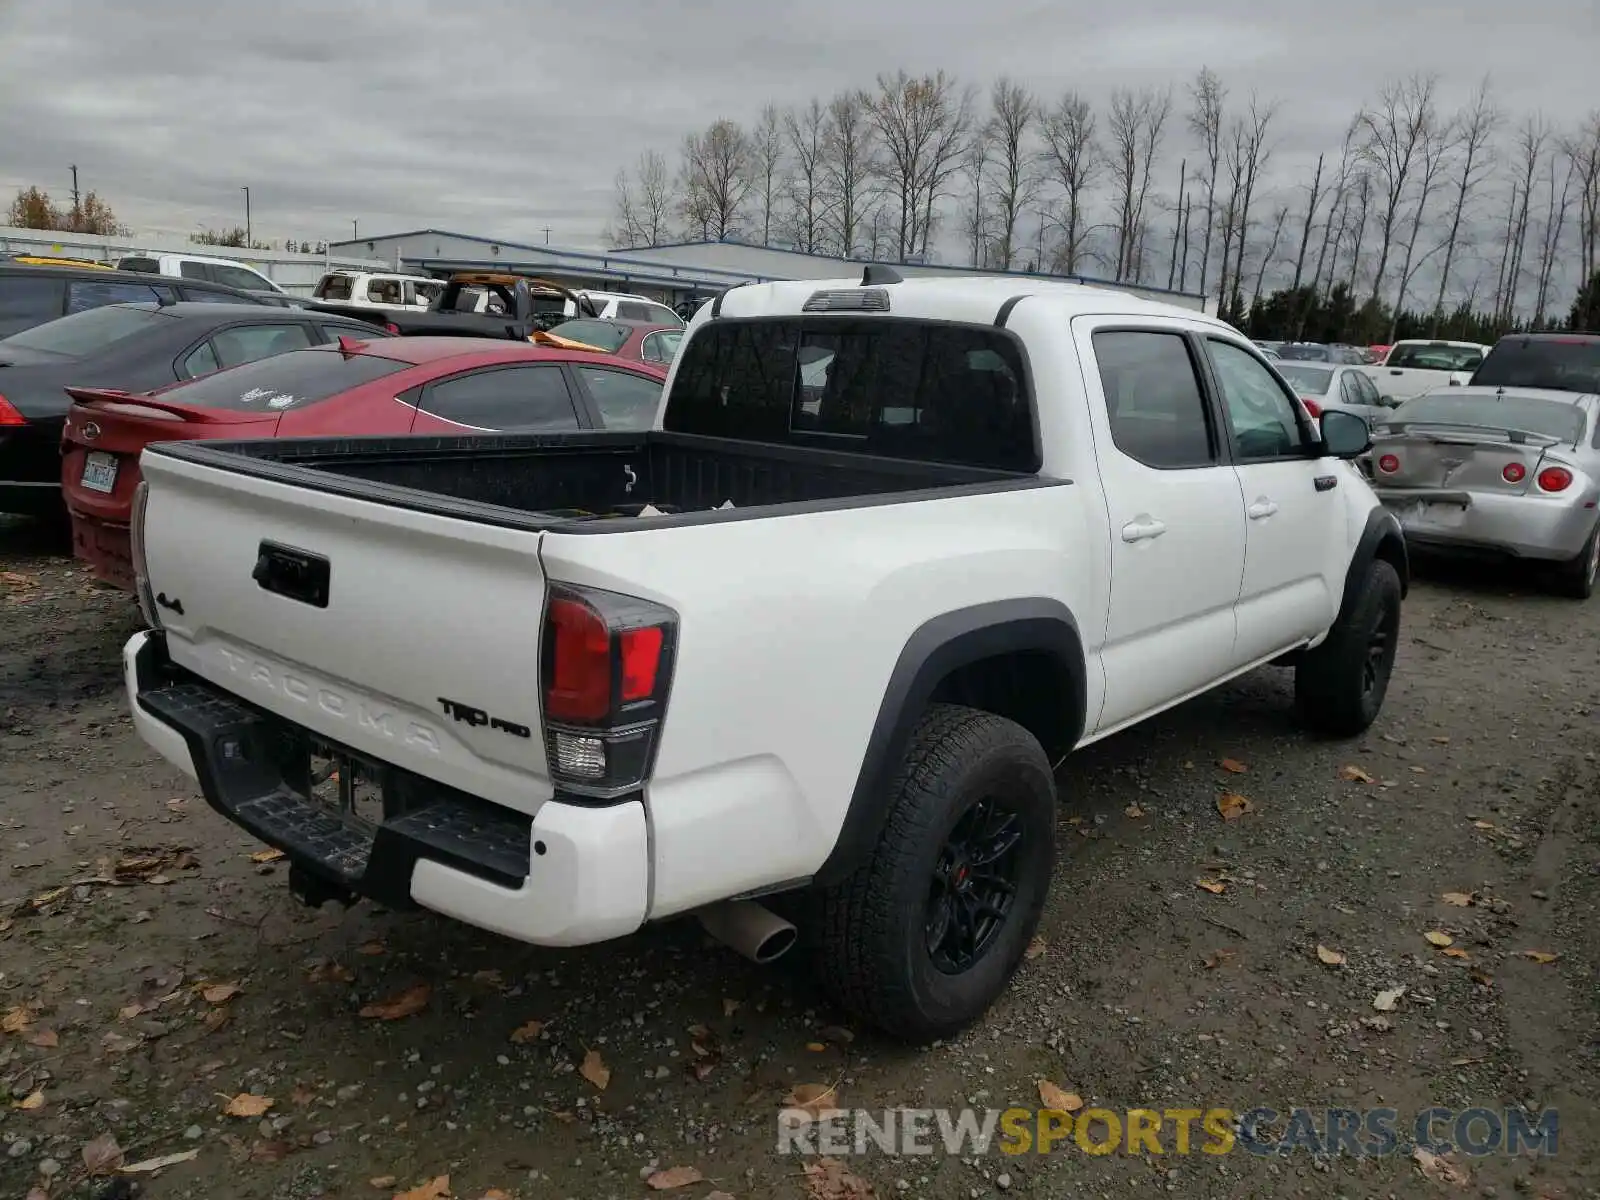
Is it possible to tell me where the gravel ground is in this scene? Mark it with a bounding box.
[1,520,1597,1200]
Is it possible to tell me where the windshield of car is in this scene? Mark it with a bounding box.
[1387,393,1588,443]
[1470,338,1600,393]
[548,319,631,353]
[1385,343,1483,371]
[1278,343,1330,361]
[1277,364,1334,395]
[154,346,412,412]
[0,303,164,358]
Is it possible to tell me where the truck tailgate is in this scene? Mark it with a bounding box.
[139,447,555,814]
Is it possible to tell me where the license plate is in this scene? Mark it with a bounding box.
[80,451,118,494]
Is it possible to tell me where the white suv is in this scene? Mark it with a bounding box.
[117,252,284,296]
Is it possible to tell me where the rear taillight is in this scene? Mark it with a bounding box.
[1502,462,1526,484]
[541,583,676,799]
[1300,397,1322,418]
[1537,466,1573,492]
[0,393,23,427]
[384,322,400,335]
[1378,454,1400,474]
[130,480,161,628]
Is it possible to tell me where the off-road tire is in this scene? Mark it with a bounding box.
[1295,559,1403,737]
[811,704,1056,1043]
[1552,522,1600,600]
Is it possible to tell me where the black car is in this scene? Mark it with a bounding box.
[0,301,390,518]
[0,262,274,341]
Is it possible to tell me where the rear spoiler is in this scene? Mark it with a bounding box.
[1372,420,1566,448]
[64,386,231,423]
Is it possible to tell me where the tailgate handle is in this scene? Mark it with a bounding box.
[252,541,331,609]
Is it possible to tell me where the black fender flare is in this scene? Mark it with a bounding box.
[1340,507,1409,622]
[812,598,1086,886]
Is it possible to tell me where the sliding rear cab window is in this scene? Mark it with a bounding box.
[664,318,1038,472]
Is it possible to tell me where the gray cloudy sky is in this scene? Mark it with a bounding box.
[1,0,1595,271]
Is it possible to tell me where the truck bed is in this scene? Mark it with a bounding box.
[147,430,1041,534]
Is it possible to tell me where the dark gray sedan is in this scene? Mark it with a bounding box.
[0,301,389,517]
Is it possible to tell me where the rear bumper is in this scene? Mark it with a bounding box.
[1376,488,1597,562]
[123,630,648,946]
[69,513,135,591]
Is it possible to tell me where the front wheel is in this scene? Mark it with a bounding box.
[1295,559,1403,737]
[811,704,1056,1044]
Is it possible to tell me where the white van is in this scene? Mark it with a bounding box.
[570,290,683,326]
[115,252,285,296]
[311,270,444,311]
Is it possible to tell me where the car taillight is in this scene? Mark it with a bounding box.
[384,322,400,335]
[1537,466,1573,492]
[1502,462,1526,484]
[1378,454,1400,474]
[1300,397,1322,418]
[130,480,161,628]
[0,393,23,427]
[541,582,676,799]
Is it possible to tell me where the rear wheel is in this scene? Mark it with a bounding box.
[811,704,1056,1044]
[1295,559,1403,737]
[1553,522,1600,600]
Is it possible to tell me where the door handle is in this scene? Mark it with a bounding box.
[1246,499,1280,520]
[1121,516,1167,543]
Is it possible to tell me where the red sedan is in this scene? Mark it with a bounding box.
[545,318,683,366]
[61,335,667,590]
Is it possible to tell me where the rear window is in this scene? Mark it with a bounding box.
[1277,364,1334,395]
[1386,343,1483,371]
[315,274,354,300]
[1471,338,1600,393]
[1278,343,1330,361]
[2,303,163,357]
[116,257,161,274]
[156,347,412,412]
[665,318,1038,471]
[549,319,631,352]
[1388,393,1587,443]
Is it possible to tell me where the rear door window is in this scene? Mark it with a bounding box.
[159,347,412,411]
[211,323,316,369]
[574,365,663,430]
[66,279,165,313]
[178,261,210,280]
[417,364,581,430]
[666,318,1037,471]
[0,276,66,336]
[180,341,222,378]
[315,274,354,300]
[1092,330,1217,469]
[209,264,272,292]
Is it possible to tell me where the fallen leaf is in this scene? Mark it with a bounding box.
[509,1018,545,1043]
[359,982,431,1021]
[249,1140,293,1164]
[1036,1079,1084,1112]
[357,940,387,956]
[14,1089,45,1110]
[470,969,504,989]
[1413,1146,1470,1186]
[804,1157,876,1200]
[1202,948,1234,969]
[1219,757,1248,774]
[1373,985,1407,1012]
[1195,878,1226,894]
[1216,792,1253,821]
[478,1191,513,1200]
[1522,950,1560,964]
[369,1177,397,1189]
[119,1147,201,1173]
[1424,930,1455,948]
[784,1081,842,1116]
[1443,947,1472,961]
[1441,892,1473,907]
[83,1133,126,1176]
[117,1003,146,1021]
[1124,803,1145,818]
[2,1005,34,1033]
[646,1165,706,1190]
[202,981,243,1004]
[1472,820,1498,831]
[290,1084,316,1107]
[1316,944,1346,966]
[806,1041,828,1052]
[221,1092,275,1118]
[27,1029,58,1048]
[579,1048,610,1090]
[306,961,354,984]
[1024,935,1047,960]
[249,848,285,864]
[101,1031,143,1054]
[1450,1055,1488,1067]
[722,997,741,1017]
[1338,764,1374,784]
[394,1176,451,1200]
[202,1007,231,1033]
[30,886,69,908]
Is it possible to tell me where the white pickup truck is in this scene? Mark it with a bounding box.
[1360,339,1490,402]
[123,271,1408,1041]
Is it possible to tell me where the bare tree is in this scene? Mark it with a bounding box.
[1288,152,1326,291]
[960,122,993,267]
[1343,171,1375,297]
[1534,146,1577,323]
[1432,78,1500,328]
[1250,203,1291,310]
[1107,86,1172,282]
[820,90,878,256]
[783,99,829,253]
[867,70,971,260]
[1313,122,1362,296]
[916,87,976,259]
[1223,96,1278,312]
[1499,115,1549,321]
[608,168,645,249]
[1357,73,1440,308]
[1561,110,1600,285]
[1039,91,1099,275]
[1167,157,1187,289]
[678,119,751,242]
[1186,67,1228,295]
[608,151,675,248]
[986,77,1038,269]
[749,104,786,246]
[1388,104,1452,340]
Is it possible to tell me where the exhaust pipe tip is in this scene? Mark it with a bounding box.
[697,899,798,965]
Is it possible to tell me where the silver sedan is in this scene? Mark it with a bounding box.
[1275,361,1398,425]
[1366,387,1600,598]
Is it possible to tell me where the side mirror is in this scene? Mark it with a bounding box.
[1320,408,1372,459]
